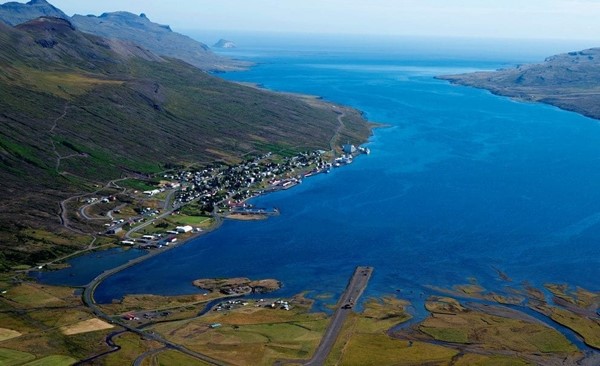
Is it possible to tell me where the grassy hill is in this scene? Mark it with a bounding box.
[438,48,600,120]
[0,17,371,269]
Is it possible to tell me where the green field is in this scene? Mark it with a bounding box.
[22,355,77,366]
[119,179,158,191]
[168,215,212,226]
[156,350,212,366]
[0,348,35,366]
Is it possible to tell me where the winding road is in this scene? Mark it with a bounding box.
[80,244,229,366]
[329,107,346,153]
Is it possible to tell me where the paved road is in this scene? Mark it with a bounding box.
[133,346,168,366]
[80,245,229,366]
[72,330,125,365]
[303,266,373,366]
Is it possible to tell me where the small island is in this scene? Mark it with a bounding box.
[213,38,236,48]
[192,277,281,295]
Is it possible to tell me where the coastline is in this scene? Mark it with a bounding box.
[11,44,600,366]
[436,75,600,122]
[31,74,377,297]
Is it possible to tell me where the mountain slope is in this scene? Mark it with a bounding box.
[0,0,246,72]
[0,17,371,268]
[0,0,67,25]
[71,11,249,72]
[439,48,600,120]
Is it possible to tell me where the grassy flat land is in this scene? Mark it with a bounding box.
[419,297,576,354]
[325,297,460,366]
[168,215,212,226]
[100,292,222,316]
[102,332,162,366]
[151,295,327,365]
[323,293,583,366]
[0,348,35,366]
[0,280,588,364]
[21,355,78,366]
[154,350,213,366]
[532,304,600,349]
[0,281,117,361]
[0,328,21,342]
[2,282,77,308]
[60,318,114,335]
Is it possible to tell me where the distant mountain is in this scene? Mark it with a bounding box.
[439,48,600,120]
[213,39,236,49]
[0,0,67,25]
[0,0,248,72]
[71,12,248,72]
[0,16,370,268]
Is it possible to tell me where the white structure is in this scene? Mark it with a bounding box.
[176,225,193,233]
[342,143,356,154]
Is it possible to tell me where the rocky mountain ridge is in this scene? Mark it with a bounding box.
[0,0,67,25]
[0,0,247,71]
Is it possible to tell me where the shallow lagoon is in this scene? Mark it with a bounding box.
[38,38,599,318]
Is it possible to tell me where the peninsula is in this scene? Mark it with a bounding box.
[439,47,600,120]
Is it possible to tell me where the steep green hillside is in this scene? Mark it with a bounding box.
[0,17,371,269]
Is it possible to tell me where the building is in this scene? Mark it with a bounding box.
[176,225,193,233]
[106,227,123,235]
[342,143,356,154]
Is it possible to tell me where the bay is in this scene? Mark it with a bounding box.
[38,37,600,317]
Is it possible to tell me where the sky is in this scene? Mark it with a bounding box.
[43,0,600,41]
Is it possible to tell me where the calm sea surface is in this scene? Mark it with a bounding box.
[36,37,599,316]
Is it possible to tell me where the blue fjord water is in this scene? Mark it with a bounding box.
[38,38,599,316]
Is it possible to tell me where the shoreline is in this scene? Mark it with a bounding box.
[436,75,600,123]
[29,54,377,287]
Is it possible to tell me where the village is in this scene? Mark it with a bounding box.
[83,144,368,250]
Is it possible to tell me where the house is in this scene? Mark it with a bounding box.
[143,189,161,196]
[106,227,123,235]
